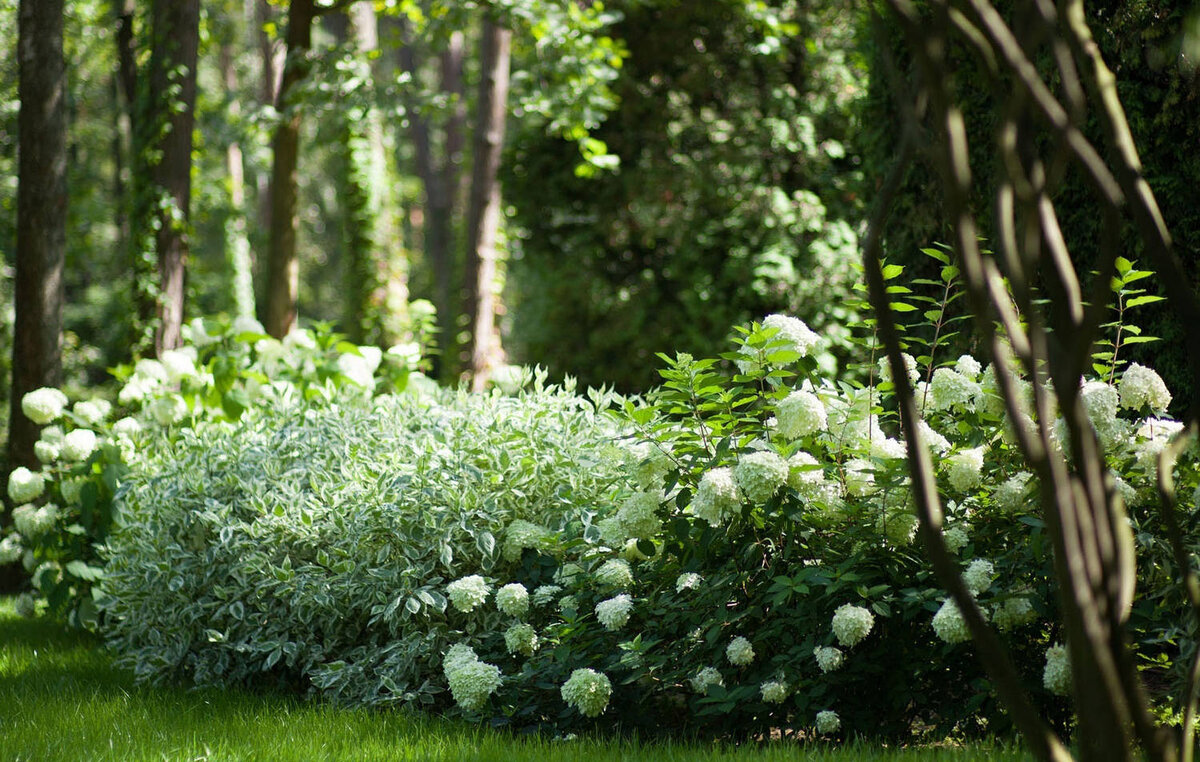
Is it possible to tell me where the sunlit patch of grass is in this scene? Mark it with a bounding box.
[0,598,1031,761]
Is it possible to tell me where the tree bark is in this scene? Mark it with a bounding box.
[221,41,256,319]
[10,0,66,472]
[148,0,200,353]
[464,18,511,389]
[264,0,315,338]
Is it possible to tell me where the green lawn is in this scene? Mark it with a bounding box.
[0,599,1031,762]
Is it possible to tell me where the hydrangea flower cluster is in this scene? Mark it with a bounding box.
[944,526,969,554]
[963,559,994,595]
[11,503,58,537]
[814,646,844,673]
[447,575,490,613]
[504,623,538,656]
[72,399,112,427]
[726,636,755,666]
[931,598,984,644]
[763,314,820,357]
[929,367,981,412]
[774,390,827,440]
[994,471,1033,513]
[617,490,663,539]
[630,443,673,490]
[945,446,985,492]
[502,520,551,562]
[992,596,1036,631]
[815,710,841,735]
[831,604,874,647]
[561,668,612,717]
[760,680,789,703]
[689,666,724,693]
[7,468,46,504]
[595,594,633,631]
[532,584,562,608]
[21,387,68,425]
[1043,644,1071,696]
[594,559,634,588]
[0,534,22,564]
[842,458,875,497]
[442,644,502,711]
[1119,363,1171,412]
[691,467,741,526]
[675,572,702,592]
[733,451,789,504]
[496,583,529,618]
[786,452,825,494]
[61,429,98,462]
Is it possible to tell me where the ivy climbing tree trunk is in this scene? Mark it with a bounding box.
[148,0,200,353]
[265,0,315,338]
[10,0,66,472]
[464,16,510,389]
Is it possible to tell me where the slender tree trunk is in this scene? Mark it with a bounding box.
[148,0,200,353]
[441,30,467,225]
[221,42,256,319]
[264,0,315,338]
[10,0,66,472]
[464,18,510,389]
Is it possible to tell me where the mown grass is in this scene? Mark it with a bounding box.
[0,598,1031,761]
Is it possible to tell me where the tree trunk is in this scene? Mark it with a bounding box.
[264,0,315,338]
[221,41,256,319]
[464,18,511,389]
[148,0,200,353]
[10,0,66,472]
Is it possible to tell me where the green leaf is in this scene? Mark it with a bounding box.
[65,561,104,582]
[1125,295,1165,308]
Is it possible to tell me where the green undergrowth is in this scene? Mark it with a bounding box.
[0,599,1031,761]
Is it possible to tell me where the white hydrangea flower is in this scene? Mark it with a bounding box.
[495,583,529,618]
[824,390,877,448]
[617,490,662,540]
[558,595,578,615]
[1120,363,1171,412]
[918,420,952,454]
[763,314,820,358]
[760,680,789,704]
[21,388,68,425]
[34,440,60,464]
[504,623,538,657]
[993,596,1036,632]
[842,458,875,497]
[775,391,828,440]
[878,352,920,386]
[0,534,23,564]
[690,467,742,526]
[595,594,633,631]
[963,559,995,595]
[931,598,985,644]
[358,345,383,373]
[879,510,918,546]
[689,666,724,693]
[556,563,585,585]
[1136,417,1184,441]
[831,604,875,647]
[337,353,376,389]
[150,395,188,426]
[12,503,57,537]
[561,668,612,717]
[113,417,142,438]
[595,558,634,588]
[994,472,1034,513]
[955,354,982,379]
[134,358,169,384]
[734,451,789,504]
[532,585,562,607]
[61,429,98,462]
[676,572,703,592]
[786,451,825,494]
[871,437,907,460]
[726,636,755,666]
[8,467,46,503]
[1080,380,1123,446]
[1043,644,1071,696]
[442,645,502,712]
[447,575,490,613]
[813,646,844,673]
[118,375,156,406]
[39,426,64,444]
[72,399,111,426]
[502,519,551,562]
[929,367,981,412]
[160,349,197,383]
[945,446,985,492]
[629,442,673,490]
[815,710,841,735]
[1113,475,1139,508]
[944,526,969,554]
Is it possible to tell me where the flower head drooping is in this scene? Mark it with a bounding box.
[617,490,663,540]
[595,594,633,631]
[61,429,98,462]
[763,314,820,358]
[442,644,502,712]
[814,646,845,673]
[447,575,490,613]
[676,572,703,593]
[831,604,875,647]
[594,558,634,589]
[1120,363,1172,412]
[21,388,68,425]
[726,636,755,666]
[774,391,828,440]
[561,668,612,717]
[815,710,842,735]
[689,666,724,693]
[496,583,529,618]
[945,446,985,493]
[504,623,539,657]
[691,467,742,526]
[760,680,789,704]
[734,451,789,504]
[1043,644,1071,696]
[7,468,46,504]
[963,559,995,595]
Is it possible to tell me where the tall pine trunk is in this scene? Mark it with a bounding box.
[10,0,66,471]
[264,0,315,338]
[148,0,200,353]
[464,18,510,389]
